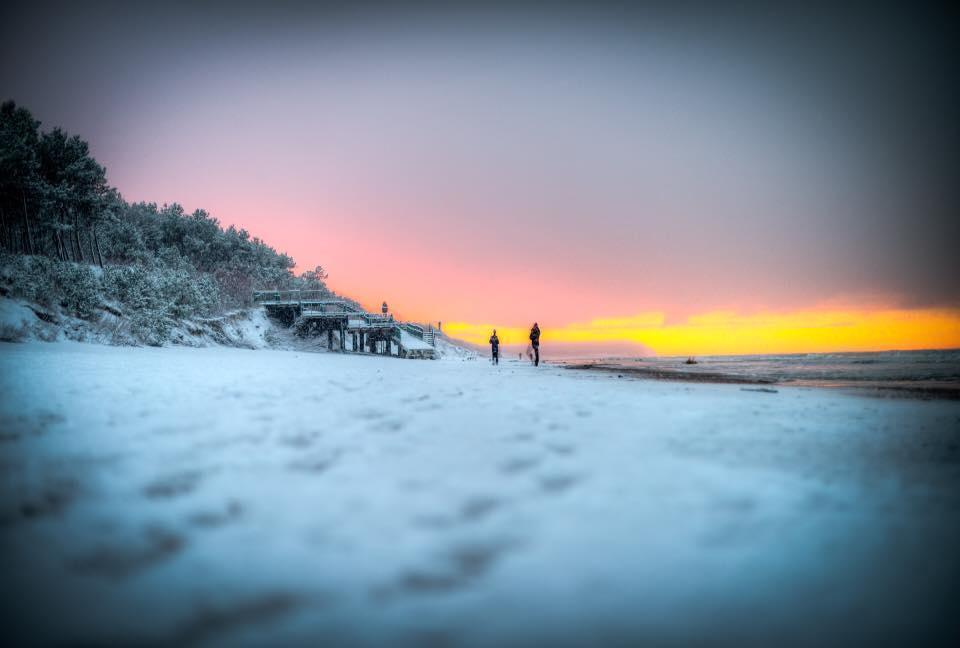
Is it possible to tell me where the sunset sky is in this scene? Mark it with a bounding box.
[3,2,958,354]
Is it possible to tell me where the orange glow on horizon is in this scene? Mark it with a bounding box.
[443,308,960,356]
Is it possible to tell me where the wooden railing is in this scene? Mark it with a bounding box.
[399,322,437,347]
[400,322,425,338]
[255,290,398,324]
[253,290,353,307]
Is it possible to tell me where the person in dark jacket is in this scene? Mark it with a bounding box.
[529,322,540,366]
[489,329,500,365]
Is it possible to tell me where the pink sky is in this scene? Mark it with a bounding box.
[3,4,956,334]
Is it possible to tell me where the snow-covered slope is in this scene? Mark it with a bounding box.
[0,295,277,349]
[433,331,479,359]
[399,328,434,351]
[2,294,480,361]
[0,299,37,341]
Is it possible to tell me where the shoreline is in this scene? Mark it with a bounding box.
[559,360,960,400]
[561,362,777,385]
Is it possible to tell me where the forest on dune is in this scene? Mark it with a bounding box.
[0,100,339,344]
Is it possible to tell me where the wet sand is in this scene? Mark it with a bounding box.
[563,362,777,384]
[564,361,960,399]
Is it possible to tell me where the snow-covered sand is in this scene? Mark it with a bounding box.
[1,343,958,645]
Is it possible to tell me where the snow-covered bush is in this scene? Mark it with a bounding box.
[101,261,221,344]
[2,254,52,304]
[190,273,220,314]
[129,310,171,346]
[102,265,168,345]
[2,254,100,318]
[52,262,100,318]
[102,264,156,311]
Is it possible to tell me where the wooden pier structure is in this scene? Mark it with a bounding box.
[253,290,437,359]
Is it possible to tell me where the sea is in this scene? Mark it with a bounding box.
[556,349,960,398]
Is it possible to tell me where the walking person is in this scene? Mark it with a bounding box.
[529,322,540,366]
[489,329,500,365]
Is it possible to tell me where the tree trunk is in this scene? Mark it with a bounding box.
[73,213,84,263]
[93,228,104,267]
[55,230,66,261]
[20,190,34,255]
[88,229,98,267]
[58,209,70,260]
[0,205,8,251]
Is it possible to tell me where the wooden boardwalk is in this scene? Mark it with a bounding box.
[253,290,436,359]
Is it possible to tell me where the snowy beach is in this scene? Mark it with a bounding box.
[2,343,959,646]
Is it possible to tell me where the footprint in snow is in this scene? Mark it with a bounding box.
[499,457,541,475]
[373,418,406,433]
[69,526,184,580]
[288,451,340,474]
[374,539,514,600]
[353,408,386,421]
[279,432,318,448]
[413,496,502,530]
[187,500,244,529]
[539,474,582,494]
[545,443,576,456]
[459,496,501,522]
[6,477,81,526]
[164,593,304,645]
[0,411,65,437]
[143,470,203,499]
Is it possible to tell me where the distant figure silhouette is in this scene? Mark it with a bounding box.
[489,329,500,365]
[529,322,540,366]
